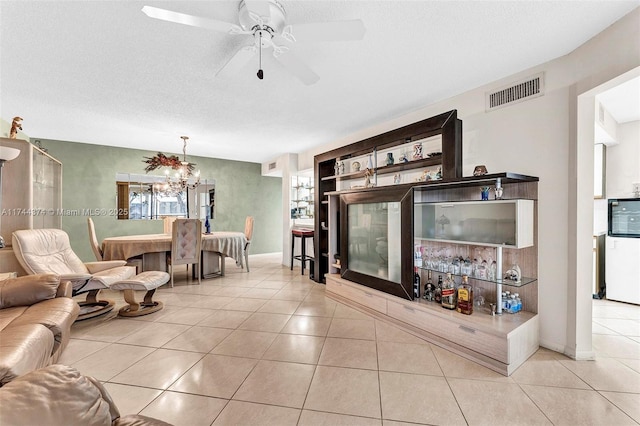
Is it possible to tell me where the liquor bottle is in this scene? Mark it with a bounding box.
[441,273,456,310]
[423,270,434,301]
[456,275,473,315]
[204,215,211,234]
[434,275,443,303]
[413,267,420,299]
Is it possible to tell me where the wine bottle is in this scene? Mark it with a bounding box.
[434,275,443,303]
[423,270,434,300]
[413,267,420,299]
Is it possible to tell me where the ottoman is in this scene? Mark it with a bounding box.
[111,271,169,317]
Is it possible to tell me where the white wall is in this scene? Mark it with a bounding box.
[607,121,640,198]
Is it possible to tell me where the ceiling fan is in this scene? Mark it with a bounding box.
[142,0,365,85]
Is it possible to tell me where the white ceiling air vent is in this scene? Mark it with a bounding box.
[268,162,277,171]
[486,72,544,111]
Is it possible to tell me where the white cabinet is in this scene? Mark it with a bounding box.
[415,199,534,248]
[606,236,640,304]
[0,138,62,246]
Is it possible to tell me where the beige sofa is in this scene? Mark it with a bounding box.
[0,274,79,385]
[0,364,172,425]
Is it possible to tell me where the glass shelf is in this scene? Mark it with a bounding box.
[320,157,443,181]
[417,266,537,288]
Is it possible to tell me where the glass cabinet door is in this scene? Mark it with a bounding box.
[347,201,402,283]
[32,149,62,229]
[415,200,534,248]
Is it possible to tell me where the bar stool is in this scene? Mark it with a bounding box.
[291,228,315,275]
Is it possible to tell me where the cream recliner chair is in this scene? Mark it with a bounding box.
[12,229,136,320]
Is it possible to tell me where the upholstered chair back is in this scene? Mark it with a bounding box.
[171,219,202,266]
[12,229,89,276]
[244,216,254,242]
[87,218,103,261]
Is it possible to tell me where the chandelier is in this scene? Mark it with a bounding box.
[146,136,200,195]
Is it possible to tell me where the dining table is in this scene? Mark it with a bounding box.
[101,232,247,278]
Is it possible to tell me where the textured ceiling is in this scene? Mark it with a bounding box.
[1,1,638,164]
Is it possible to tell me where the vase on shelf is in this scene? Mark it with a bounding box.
[366,154,374,170]
[386,152,394,166]
[204,215,211,234]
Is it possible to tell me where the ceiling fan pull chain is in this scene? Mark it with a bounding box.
[257,31,264,80]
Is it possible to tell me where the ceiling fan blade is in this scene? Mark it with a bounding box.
[274,50,319,86]
[142,6,246,34]
[285,20,365,43]
[216,45,257,78]
[244,1,271,22]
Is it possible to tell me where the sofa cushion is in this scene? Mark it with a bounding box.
[0,323,54,385]
[0,274,59,309]
[0,364,113,426]
[8,298,79,355]
[0,307,27,332]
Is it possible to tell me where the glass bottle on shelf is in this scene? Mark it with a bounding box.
[456,275,473,315]
[423,270,434,301]
[413,267,421,299]
[434,275,443,303]
[441,273,456,310]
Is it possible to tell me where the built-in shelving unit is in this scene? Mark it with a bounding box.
[314,110,463,283]
[323,172,539,376]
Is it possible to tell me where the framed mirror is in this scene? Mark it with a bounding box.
[116,173,214,220]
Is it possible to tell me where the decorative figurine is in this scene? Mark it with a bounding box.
[352,161,361,172]
[364,168,375,188]
[334,160,340,176]
[393,173,401,184]
[386,152,394,165]
[9,117,23,139]
[339,161,345,175]
[473,165,488,176]
[398,153,408,163]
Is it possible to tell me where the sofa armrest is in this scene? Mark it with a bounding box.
[55,280,73,298]
[0,274,60,308]
[85,261,127,274]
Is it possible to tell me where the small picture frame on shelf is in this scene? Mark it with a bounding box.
[412,143,423,160]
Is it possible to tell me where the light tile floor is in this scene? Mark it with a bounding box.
[59,254,640,426]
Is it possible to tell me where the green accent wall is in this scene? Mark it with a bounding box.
[38,138,282,262]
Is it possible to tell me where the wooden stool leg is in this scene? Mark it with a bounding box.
[123,289,140,312]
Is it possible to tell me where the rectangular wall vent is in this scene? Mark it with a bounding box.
[268,162,277,170]
[486,72,544,111]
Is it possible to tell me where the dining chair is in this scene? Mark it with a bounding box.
[167,218,202,287]
[88,217,142,273]
[87,217,103,261]
[163,216,178,234]
[244,216,254,272]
